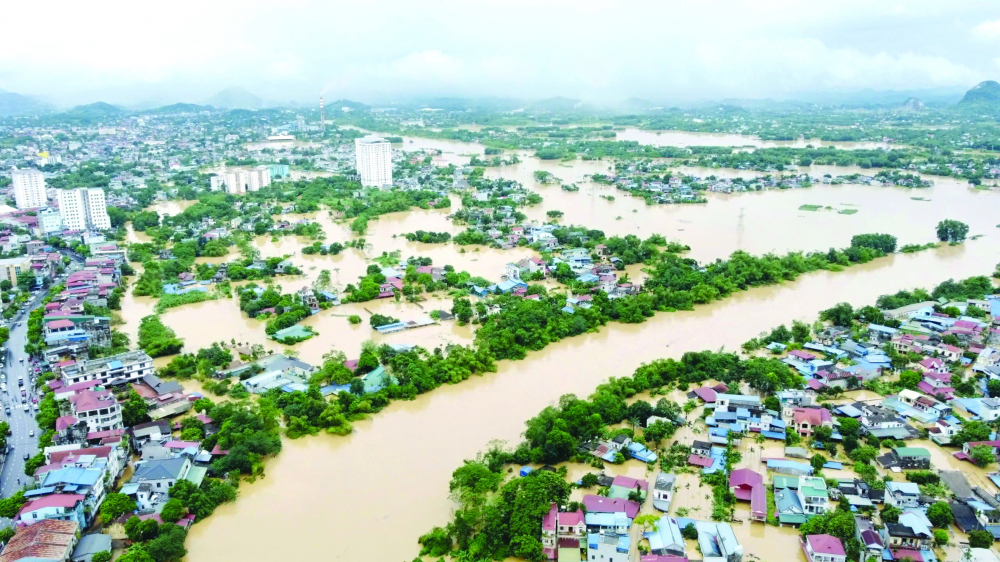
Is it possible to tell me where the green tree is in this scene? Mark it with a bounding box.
[933,529,949,546]
[810,454,827,473]
[988,379,1000,398]
[160,499,185,523]
[0,526,14,544]
[969,529,994,548]
[926,502,953,528]
[881,505,901,524]
[99,492,137,524]
[970,445,996,468]
[820,303,854,327]
[125,515,143,542]
[117,547,155,562]
[936,219,970,243]
[91,552,112,562]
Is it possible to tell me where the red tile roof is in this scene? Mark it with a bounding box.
[0,519,78,562]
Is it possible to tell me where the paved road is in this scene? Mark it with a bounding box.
[0,297,45,501]
[0,252,83,502]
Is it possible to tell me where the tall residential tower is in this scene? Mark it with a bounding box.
[11,168,47,209]
[355,135,392,187]
[57,188,112,231]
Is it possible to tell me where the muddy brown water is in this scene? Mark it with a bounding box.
[119,132,1000,561]
[178,240,998,562]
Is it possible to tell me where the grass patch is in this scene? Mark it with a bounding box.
[799,204,822,211]
[900,242,939,253]
[155,290,219,313]
[838,209,858,215]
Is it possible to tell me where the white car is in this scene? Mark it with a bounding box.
[28,430,33,437]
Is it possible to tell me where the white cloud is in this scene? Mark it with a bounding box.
[972,19,1000,41]
[0,0,996,105]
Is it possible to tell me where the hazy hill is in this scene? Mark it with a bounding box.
[900,97,925,111]
[147,102,211,114]
[529,96,581,112]
[205,87,263,110]
[0,89,51,116]
[62,102,125,120]
[959,80,1000,106]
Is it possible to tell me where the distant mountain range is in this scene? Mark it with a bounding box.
[0,89,52,117]
[205,86,263,110]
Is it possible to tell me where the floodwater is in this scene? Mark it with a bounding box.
[615,127,893,150]
[183,240,999,562]
[129,131,1000,561]
[401,133,1000,262]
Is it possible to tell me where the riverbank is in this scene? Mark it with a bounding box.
[182,242,998,561]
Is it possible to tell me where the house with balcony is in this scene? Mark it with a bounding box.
[789,407,833,435]
[69,389,122,433]
[885,482,922,508]
[796,477,830,518]
[59,350,154,387]
[15,494,87,527]
[883,510,933,551]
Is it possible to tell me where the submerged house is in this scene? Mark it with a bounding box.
[729,468,766,521]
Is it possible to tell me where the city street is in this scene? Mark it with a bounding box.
[0,250,82,502]
[0,295,45,500]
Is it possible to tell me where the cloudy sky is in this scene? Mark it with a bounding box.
[3,0,1000,107]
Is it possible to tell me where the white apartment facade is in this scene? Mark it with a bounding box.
[210,167,271,194]
[355,136,393,187]
[57,188,112,231]
[38,207,63,235]
[61,350,154,387]
[11,168,47,209]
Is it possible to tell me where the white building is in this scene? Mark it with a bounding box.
[210,167,271,194]
[355,135,392,187]
[11,168,47,209]
[38,207,63,235]
[70,389,123,433]
[57,188,111,231]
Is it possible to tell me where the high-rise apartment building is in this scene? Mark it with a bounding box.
[57,188,112,231]
[355,136,392,187]
[209,167,271,194]
[11,168,47,209]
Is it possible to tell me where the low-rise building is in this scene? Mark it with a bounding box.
[804,534,846,562]
[0,519,78,562]
[60,350,154,386]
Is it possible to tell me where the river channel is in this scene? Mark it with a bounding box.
[122,131,1000,561]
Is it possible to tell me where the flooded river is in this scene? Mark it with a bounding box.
[119,131,1000,561]
[183,240,999,562]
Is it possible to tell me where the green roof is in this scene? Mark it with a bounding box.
[799,477,828,498]
[185,466,208,488]
[894,447,931,457]
[779,513,808,525]
[772,475,799,490]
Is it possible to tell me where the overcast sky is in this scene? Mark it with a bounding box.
[4,0,1000,107]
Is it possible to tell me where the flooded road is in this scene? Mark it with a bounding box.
[183,241,999,562]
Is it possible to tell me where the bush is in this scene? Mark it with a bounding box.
[348,315,361,325]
